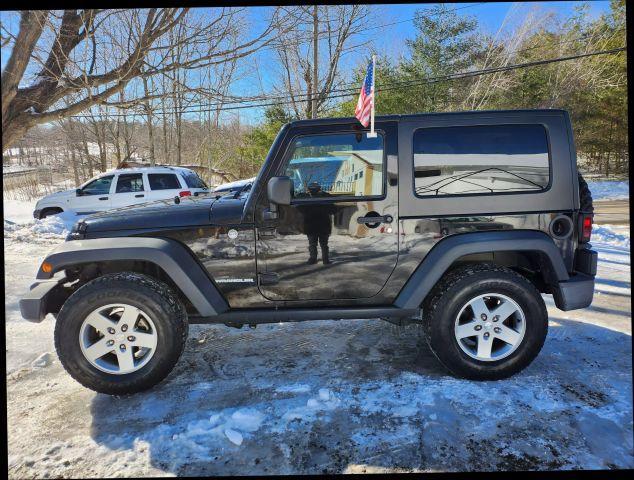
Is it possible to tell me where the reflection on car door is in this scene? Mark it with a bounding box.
[111,173,147,209]
[255,122,399,302]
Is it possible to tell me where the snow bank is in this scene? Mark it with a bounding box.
[587,180,629,201]
[3,198,83,241]
[3,199,37,224]
[4,210,81,241]
[592,224,630,248]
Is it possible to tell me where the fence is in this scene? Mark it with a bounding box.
[2,166,73,202]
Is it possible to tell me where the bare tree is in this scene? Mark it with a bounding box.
[272,5,370,119]
[2,8,295,152]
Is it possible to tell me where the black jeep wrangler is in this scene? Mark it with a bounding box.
[21,110,597,395]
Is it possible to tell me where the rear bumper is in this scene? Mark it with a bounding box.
[19,273,67,322]
[552,247,598,311]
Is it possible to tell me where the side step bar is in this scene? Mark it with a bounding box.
[189,306,420,325]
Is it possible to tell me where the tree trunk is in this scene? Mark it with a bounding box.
[98,130,107,171]
[162,109,169,164]
[81,137,93,178]
[114,118,122,165]
[142,75,156,166]
[70,147,80,186]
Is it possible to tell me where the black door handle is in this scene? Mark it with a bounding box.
[135,194,144,198]
[99,197,108,201]
[357,214,393,225]
[258,228,277,239]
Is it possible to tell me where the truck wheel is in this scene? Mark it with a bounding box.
[40,207,63,219]
[54,272,188,395]
[422,264,547,380]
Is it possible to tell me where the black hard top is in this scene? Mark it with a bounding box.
[286,109,568,128]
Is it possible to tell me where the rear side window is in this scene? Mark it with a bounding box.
[182,171,208,189]
[115,173,144,193]
[148,173,181,190]
[413,124,550,197]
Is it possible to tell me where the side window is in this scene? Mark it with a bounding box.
[115,173,144,193]
[413,124,550,197]
[182,171,208,189]
[81,175,114,195]
[148,173,181,190]
[283,132,384,199]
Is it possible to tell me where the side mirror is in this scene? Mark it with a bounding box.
[264,176,292,220]
[76,188,82,196]
[267,176,292,206]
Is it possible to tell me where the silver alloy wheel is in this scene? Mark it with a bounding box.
[454,293,526,362]
[79,303,158,375]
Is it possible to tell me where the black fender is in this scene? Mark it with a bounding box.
[394,230,570,310]
[36,237,229,317]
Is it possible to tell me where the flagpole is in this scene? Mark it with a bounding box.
[367,55,377,138]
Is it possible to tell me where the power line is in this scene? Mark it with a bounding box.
[136,26,624,111]
[67,46,626,119]
[244,2,486,61]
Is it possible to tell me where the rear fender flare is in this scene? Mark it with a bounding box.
[395,230,569,309]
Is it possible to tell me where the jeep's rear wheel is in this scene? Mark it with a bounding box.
[55,272,188,395]
[423,264,547,380]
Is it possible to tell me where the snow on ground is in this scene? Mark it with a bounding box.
[4,198,633,476]
[588,180,629,201]
[4,198,83,242]
[593,224,630,248]
[3,198,38,224]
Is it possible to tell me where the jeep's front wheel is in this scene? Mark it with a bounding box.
[54,273,188,395]
[423,264,548,380]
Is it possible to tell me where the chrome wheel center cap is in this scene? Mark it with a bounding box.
[115,333,125,342]
[484,321,493,330]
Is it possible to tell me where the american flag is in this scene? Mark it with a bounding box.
[355,60,374,128]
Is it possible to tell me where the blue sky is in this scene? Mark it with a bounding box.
[230,1,613,124]
[0,2,613,126]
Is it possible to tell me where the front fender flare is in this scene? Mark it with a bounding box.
[37,237,229,316]
[394,230,569,309]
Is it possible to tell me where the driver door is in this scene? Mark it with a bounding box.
[73,175,114,214]
[254,122,399,302]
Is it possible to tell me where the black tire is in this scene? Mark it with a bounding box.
[40,207,63,219]
[422,263,548,380]
[54,272,188,395]
[578,173,594,213]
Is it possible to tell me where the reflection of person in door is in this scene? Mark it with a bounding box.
[298,182,337,265]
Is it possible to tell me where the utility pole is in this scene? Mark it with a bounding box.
[312,5,318,119]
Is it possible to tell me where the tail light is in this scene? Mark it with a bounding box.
[179,190,192,197]
[579,214,593,243]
